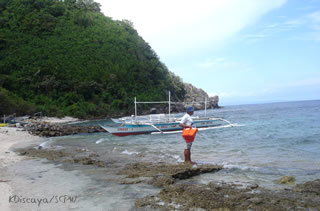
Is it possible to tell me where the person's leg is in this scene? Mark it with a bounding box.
[184,149,190,162]
[188,149,196,165]
[184,142,196,164]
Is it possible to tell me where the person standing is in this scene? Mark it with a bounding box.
[179,106,196,164]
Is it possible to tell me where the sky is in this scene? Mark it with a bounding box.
[95,0,320,105]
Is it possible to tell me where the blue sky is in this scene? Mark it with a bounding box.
[96,0,320,105]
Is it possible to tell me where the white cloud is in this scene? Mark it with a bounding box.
[308,11,320,30]
[208,91,258,98]
[283,19,303,26]
[244,9,320,43]
[198,57,227,68]
[256,77,320,96]
[96,0,287,57]
[197,57,254,73]
[310,11,320,22]
[285,77,320,87]
[244,18,304,42]
[210,76,320,101]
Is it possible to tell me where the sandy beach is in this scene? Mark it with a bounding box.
[0,117,79,211]
[0,127,42,210]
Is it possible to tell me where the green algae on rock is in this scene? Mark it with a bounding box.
[277,176,296,185]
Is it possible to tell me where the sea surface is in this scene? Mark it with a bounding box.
[13,100,320,210]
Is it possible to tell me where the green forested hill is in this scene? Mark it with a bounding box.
[0,0,186,118]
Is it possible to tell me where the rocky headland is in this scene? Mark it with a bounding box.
[183,83,219,110]
[145,83,220,115]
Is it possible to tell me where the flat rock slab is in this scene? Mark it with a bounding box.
[118,162,223,187]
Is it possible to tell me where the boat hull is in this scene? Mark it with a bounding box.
[100,119,221,136]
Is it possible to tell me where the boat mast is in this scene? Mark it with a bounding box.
[134,97,137,121]
[134,91,171,121]
[205,97,207,117]
[168,91,171,120]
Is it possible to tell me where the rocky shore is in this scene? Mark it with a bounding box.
[118,162,222,188]
[24,122,105,137]
[136,179,320,210]
[15,146,320,210]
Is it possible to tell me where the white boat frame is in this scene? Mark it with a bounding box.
[100,91,232,136]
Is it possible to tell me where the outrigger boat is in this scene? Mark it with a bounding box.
[100,92,233,136]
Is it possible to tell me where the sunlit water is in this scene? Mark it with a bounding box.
[23,100,320,209]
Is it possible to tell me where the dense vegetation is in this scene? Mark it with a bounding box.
[0,0,186,118]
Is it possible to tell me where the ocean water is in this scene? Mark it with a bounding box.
[34,100,320,208]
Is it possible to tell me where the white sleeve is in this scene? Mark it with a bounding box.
[180,114,188,124]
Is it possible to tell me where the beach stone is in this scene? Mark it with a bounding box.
[277,176,296,185]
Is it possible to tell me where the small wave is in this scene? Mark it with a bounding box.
[96,138,108,144]
[220,162,259,171]
[223,164,250,170]
[122,150,139,155]
[158,150,184,163]
[37,139,53,149]
[174,155,184,163]
[230,123,245,127]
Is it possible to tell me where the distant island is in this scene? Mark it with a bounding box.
[0,0,218,119]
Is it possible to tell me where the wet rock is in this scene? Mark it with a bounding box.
[294,179,320,195]
[16,148,107,168]
[136,181,320,210]
[118,177,152,185]
[118,162,222,187]
[149,175,175,187]
[18,148,71,160]
[150,108,158,114]
[277,176,296,185]
[24,122,105,137]
[71,156,106,167]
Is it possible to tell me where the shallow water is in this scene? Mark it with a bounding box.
[27,100,320,208]
[8,159,160,210]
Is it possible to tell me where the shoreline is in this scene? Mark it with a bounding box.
[1,121,320,210]
[0,127,42,211]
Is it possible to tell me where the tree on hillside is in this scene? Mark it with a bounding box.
[0,0,186,118]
